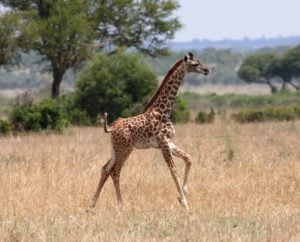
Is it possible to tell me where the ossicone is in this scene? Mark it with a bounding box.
[184,52,194,62]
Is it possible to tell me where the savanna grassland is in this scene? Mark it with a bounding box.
[0,120,299,241]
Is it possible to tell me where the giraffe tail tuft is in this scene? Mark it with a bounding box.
[104,112,112,133]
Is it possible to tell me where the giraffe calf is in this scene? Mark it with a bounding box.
[90,52,209,209]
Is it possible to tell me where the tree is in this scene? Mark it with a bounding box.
[0,12,20,65]
[238,53,278,93]
[1,0,94,98]
[0,0,181,98]
[74,51,158,122]
[93,0,181,56]
[274,45,300,91]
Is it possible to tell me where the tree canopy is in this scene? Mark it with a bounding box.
[238,46,300,92]
[238,52,278,92]
[0,12,20,65]
[0,0,181,98]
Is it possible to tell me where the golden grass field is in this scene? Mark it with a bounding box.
[0,119,299,241]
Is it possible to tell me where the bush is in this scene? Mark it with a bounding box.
[74,51,158,123]
[10,99,68,132]
[195,108,215,124]
[58,94,91,126]
[232,106,300,123]
[170,96,190,123]
[0,119,11,135]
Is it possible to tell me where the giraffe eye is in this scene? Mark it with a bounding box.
[192,63,198,67]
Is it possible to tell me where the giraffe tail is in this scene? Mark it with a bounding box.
[103,112,112,133]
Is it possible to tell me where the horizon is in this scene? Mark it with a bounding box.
[175,0,300,42]
[171,35,300,43]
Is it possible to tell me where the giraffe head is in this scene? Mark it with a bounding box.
[184,52,209,75]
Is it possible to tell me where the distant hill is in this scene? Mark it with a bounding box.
[170,36,300,52]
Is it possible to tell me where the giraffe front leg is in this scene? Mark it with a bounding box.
[171,144,192,195]
[160,141,188,209]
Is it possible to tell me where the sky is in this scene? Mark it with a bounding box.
[174,0,300,41]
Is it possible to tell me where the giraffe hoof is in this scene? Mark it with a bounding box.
[183,186,188,195]
[177,196,189,209]
[85,207,95,214]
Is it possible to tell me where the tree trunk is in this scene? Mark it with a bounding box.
[281,79,288,91]
[265,79,278,93]
[287,80,300,91]
[51,68,64,99]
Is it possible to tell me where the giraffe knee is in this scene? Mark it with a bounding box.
[183,154,192,166]
[102,159,115,174]
[186,157,192,166]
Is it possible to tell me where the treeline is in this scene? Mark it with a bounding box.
[0,48,245,89]
[1,45,298,91]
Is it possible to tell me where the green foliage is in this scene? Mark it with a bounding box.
[95,0,181,56]
[1,0,181,97]
[58,94,91,126]
[195,108,215,124]
[0,119,11,135]
[10,99,68,132]
[238,45,300,92]
[238,52,277,81]
[170,96,190,123]
[282,45,300,78]
[0,12,21,65]
[182,92,300,110]
[238,52,278,93]
[232,106,300,123]
[74,51,158,123]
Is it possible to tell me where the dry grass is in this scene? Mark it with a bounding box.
[0,120,299,241]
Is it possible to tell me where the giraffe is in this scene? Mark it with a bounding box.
[90,52,209,209]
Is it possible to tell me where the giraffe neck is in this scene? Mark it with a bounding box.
[144,59,186,115]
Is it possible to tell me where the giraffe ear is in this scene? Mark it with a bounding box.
[188,52,194,59]
[184,55,188,62]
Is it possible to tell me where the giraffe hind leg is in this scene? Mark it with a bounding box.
[90,158,114,208]
[110,147,133,207]
[111,167,123,206]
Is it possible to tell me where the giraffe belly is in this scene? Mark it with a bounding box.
[134,136,159,149]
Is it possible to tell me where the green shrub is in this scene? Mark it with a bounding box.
[58,94,91,126]
[232,105,300,123]
[74,51,158,123]
[195,108,215,124]
[10,99,68,132]
[170,96,190,123]
[232,110,264,123]
[0,119,11,135]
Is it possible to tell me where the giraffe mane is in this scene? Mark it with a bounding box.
[143,58,184,112]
